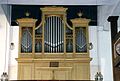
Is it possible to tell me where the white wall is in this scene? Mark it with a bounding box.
[97,2,120,81]
[89,26,113,81]
[0,4,7,75]
[89,23,113,81]
[89,26,99,80]
[98,0,120,30]
[0,4,11,76]
[97,26,113,81]
[89,25,113,81]
[0,4,18,79]
[8,26,18,80]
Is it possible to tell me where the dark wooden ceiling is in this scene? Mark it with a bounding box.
[11,5,97,26]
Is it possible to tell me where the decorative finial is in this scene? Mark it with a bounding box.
[77,11,83,18]
[25,12,30,17]
[52,5,57,7]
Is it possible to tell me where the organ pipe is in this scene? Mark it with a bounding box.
[55,16,57,53]
[44,16,64,53]
[59,18,61,52]
[58,17,60,52]
[48,17,50,52]
[50,17,52,52]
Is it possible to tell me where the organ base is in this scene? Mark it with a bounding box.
[16,57,91,80]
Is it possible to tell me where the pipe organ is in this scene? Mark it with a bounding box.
[16,7,91,80]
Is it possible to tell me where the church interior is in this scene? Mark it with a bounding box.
[0,0,120,81]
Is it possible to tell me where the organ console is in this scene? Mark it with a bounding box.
[16,6,91,80]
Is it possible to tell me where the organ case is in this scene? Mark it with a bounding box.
[16,7,91,80]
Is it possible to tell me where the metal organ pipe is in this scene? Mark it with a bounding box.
[52,16,55,52]
[59,18,61,52]
[52,17,54,52]
[59,17,61,52]
[51,17,53,53]
[44,16,64,53]
[56,17,58,52]
[45,20,46,52]
[48,18,50,52]
[47,17,48,52]
[50,17,52,52]
[61,21,64,52]
[46,18,47,52]
[52,16,54,52]
[55,16,57,53]
[57,17,58,52]
[81,28,84,51]
[57,17,59,52]
[60,17,62,52]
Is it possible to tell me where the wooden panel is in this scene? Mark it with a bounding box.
[55,70,70,80]
[73,63,90,80]
[115,67,120,81]
[35,67,72,80]
[35,70,52,80]
[18,63,34,80]
[112,32,120,81]
[17,58,90,80]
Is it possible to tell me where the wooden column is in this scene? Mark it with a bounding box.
[107,16,119,39]
[107,16,119,81]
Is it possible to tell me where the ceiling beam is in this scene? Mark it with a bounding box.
[0,0,117,5]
